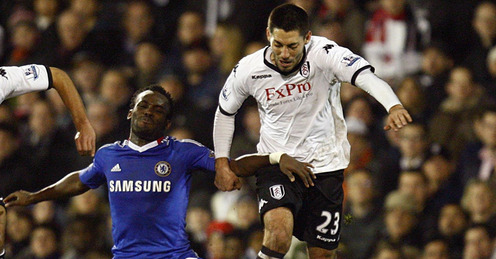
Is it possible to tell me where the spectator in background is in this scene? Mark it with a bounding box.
[421,154,462,214]
[70,53,105,104]
[396,77,429,124]
[133,40,167,90]
[486,46,496,94]
[99,68,134,132]
[205,221,233,259]
[341,169,382,259]
[371,241,404,259]
[61,215,103,259]
[363,0,429,85]
[464,1,496,88]
[168,10,207,73]
[421,237,450,259]
[313,17,349,49]
[377,123,430,196]
[65,189,108,222]
[223,230,246,259]
[345,117,377,174]
[315,0,366,54]
[37,10,89,69]
[67,0,122,67]
[119,0,157,67]
[378,191,422,252]
[16,223,61,259]
[243,41,267,56]
[33,0,61,32]
[460,179,496,226]
[456,104,496,188]
[23,100,80,189]
[228,195,260,231]
[6,21,42,65]
[31,201,58,226]
[158,74,202,138]
[413,43,454,114]
[86,99,123,150]
[242,227,264,259]
[429,67,487,161]
[345,95,387,154]
[209,23,244,81]
[230,100,260,158]
[435,204,468,259]
[462,223,495,259]
[0,122,33,196]
[5,208,33,258]
[181,39,222,146]
[186,192,212,258]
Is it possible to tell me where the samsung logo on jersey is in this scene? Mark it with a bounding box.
[252,74,272,79]
[109,180,171,192]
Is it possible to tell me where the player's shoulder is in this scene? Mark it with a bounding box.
[234,47,268,78]
[307,36,342,55]
[94,141,127,155]
[170,137,207,149]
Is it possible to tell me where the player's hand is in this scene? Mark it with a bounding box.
[384,104,412,131]
[4,191,33,207]
[279,154,316,188]
[75,121,96,157]
[215,158,242,191]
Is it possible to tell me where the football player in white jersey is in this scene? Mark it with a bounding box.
[0,64,95,257]
[213,4,412,259]
[0,64,95,156]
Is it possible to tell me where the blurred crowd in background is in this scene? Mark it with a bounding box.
[0,0,496,258]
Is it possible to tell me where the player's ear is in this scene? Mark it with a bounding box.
[266,27,271,42]
[304,31,312,44]
[165,120,171,130]
[127,109,132,120]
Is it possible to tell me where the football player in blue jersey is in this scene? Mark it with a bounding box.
[3,85,313,259]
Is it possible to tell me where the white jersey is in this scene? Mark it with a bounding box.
[218,36,375,173]
[0,64,52,104]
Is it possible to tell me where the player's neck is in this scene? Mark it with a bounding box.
[129,134,162,147]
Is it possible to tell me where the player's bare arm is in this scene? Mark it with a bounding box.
[215,158,242,191]
[384,104,413,131]
[50,67,96,156]
[4,172,90,207]
[231,153,316,187]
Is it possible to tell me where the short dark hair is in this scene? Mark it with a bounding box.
[130,85,174,121]
[268,4,310,36]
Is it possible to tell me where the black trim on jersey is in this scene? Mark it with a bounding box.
[263,47,307,76]
[218,105,237,116]
[351,65,375,86]
[44,65,54,90]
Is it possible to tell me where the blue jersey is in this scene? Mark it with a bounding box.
[79,136,214,259]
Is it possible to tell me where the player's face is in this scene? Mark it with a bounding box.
[129,90,170,141]
[267,28,311,73]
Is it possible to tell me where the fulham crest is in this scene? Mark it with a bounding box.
[269,184,285,200]
[155,161,171,177]
[300,61,310,78]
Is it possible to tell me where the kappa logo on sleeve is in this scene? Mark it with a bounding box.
[0,68,7,79]
[269,184,285,200]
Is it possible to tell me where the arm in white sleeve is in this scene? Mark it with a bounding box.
[213,107,236,158]
[354,69,402,112]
